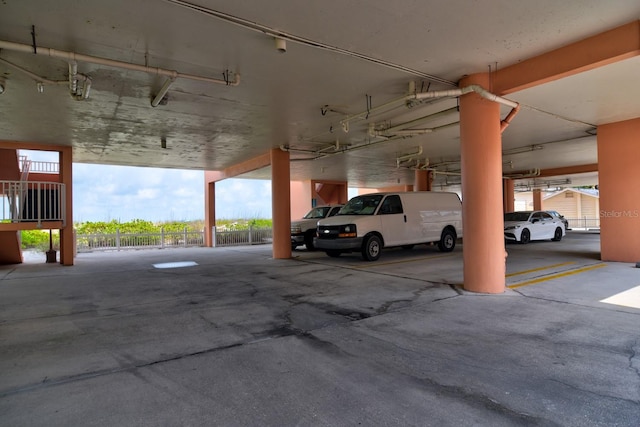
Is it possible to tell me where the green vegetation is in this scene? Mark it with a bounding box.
[20,218,273,250]
[20,229,58,251]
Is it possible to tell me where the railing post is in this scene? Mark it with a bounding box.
[249,224,253,245]
[184,227,188,247]
[212,226,217,248]
[116,228,121,251]
[61,183,66,226]
[36,182,42,227]
[161,227,165,249]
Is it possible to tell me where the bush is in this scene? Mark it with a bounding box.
[22,218,271,250]
[21,230,59,251]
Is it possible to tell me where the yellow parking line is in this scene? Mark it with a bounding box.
[505,261,575,278]
[352,253,456,268]
[508,263,607,289]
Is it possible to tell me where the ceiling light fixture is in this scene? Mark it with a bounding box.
[274,37,287,53]
[166,0,455,86]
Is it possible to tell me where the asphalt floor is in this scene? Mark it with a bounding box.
[1,231,639,426]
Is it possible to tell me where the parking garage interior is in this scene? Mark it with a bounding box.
[1,1,640,425]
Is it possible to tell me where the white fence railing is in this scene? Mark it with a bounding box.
[212,226,273,247]
[566,217,600,230]
[1,180,65,225]
[76,228,204,252]
[19,158,60,174]
[75,226,273,252]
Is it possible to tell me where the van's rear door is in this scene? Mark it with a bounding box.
[377,195,406,247]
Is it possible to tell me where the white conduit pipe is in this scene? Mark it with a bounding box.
[69,61,78,93]
[166,0,456,87]
[67,61,92,100]
[341,85,520,129]
[396,146,423,162]
[0,57,67,86]
[151,77,176,107]
[281,132,408,162]
[383,107,459,134]
[370,121,459,138]
[0,39,240,87]
[413,85,521,133]
[412,85,519,109]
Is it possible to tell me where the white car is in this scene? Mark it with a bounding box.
[504,211,565,244]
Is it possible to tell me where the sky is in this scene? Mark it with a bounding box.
[22,150,273,223]
[72,164,273,223]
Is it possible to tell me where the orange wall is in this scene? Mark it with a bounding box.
[312,180,348,205]
[597,117,640,262]
[0,149,20,181]
[0,231,22,264]
[290,181,312,219]
[359,185,413,194]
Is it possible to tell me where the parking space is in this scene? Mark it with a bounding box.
[295,231,614,300]
[1,231,639,426]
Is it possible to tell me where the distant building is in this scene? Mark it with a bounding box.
[515,188,600,229]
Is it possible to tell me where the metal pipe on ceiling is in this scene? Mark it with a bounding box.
[68,61,91,100]
[370,121,459,138]
[165,0,457,88]
[0,57,67,86]
[0,39,240,87]
[340,84,520,129]
[280,132,407,162]
[151,77,176,107]
[382,107,459,134]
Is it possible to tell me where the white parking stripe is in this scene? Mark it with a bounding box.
[600,285,640,309]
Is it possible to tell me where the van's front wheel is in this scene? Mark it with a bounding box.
[361,235,382,261]
[438,228,456,252]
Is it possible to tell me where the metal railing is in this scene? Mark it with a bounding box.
[1,180,66,225]
[75,226,273,252]
[76,228,204,252]
[566,217,600,230]
[212,226,273,247]
[19,158,59,174]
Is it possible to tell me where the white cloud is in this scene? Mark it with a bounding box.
[71,164,271,222]
[136,188,159,199]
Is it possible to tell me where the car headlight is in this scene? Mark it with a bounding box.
[338,224,357,238]
[504,225,520,231]
[291,225,301,234]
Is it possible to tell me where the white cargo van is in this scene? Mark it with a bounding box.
[315,191,462,261]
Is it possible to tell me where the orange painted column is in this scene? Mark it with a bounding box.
[59,147,74,266]
[204,181,216,247]
[532,189,542,210]
[503,179,515,213]
[414,170,432,191]
[0,149,22,264]
[597,117,640,262]
[271,148,291,259]
[459,73,505,293]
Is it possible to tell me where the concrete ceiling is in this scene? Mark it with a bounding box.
[1,1,639,189]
